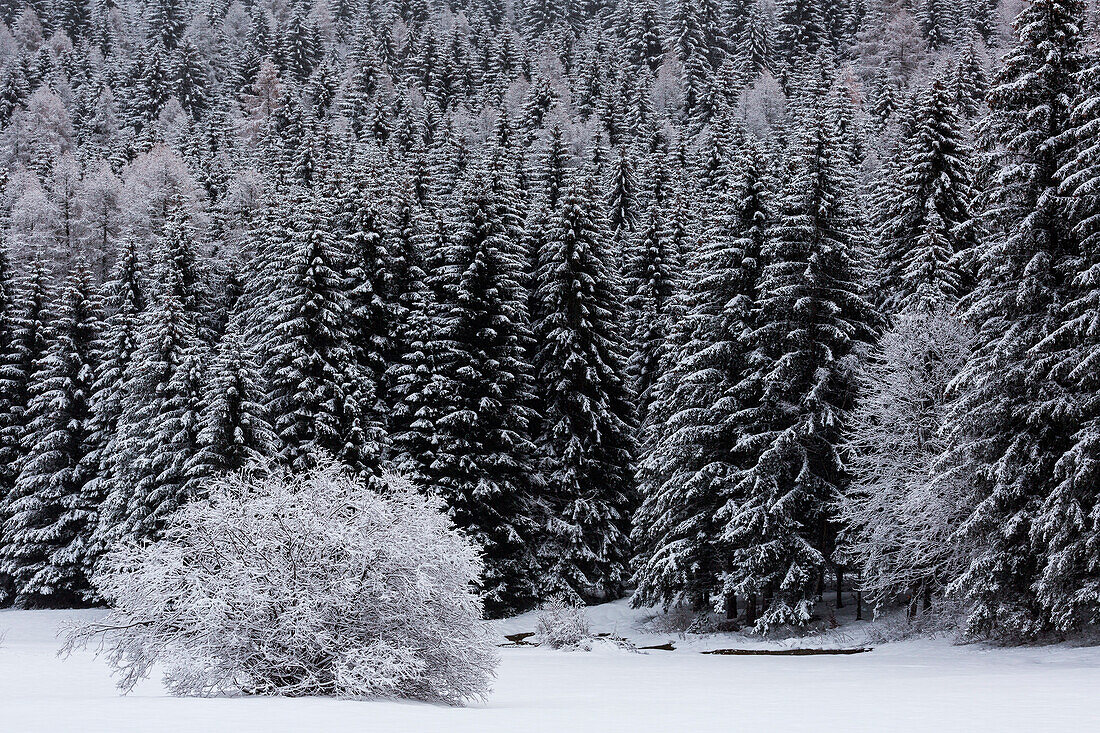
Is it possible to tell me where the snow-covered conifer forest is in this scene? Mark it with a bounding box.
[2,0,1100,726]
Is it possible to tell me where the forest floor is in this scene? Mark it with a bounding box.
[2,600,1098,732]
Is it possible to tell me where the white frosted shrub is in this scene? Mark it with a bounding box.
[62,465,497,705]
[534,598,591,649]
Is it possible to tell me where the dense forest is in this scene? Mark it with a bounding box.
[0,0,1097,642]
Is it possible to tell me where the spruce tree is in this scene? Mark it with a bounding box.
[723,88,877,631]
[187,316,276,484]
[878,74,976,314]
[0,260,52,602]
[99,249,204,548]
[79,239,146,577]
[260,187,376,478]
[533,169,637,604]
[624,200,682,423]
[394,163,542,617]
[0,264,102,607]
[1023,23,1100,634]
[936,0,1086,641]
[632,134,771,613]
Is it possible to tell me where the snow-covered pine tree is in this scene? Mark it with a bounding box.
[186,314,276,485]
[722,79,878,632]
[0,259,52,602]
[98,247,205,549]
[335,152,399,436]
[632,132,771,613]
[1,263,103,607]
[260,186,376,477]
[381,180,431,419]
[1030,41,1100,633]
[533,166,637,604]
[624,200,682,424]
[0,241,17,517]
[877,72,976,314]
[78,238,146,579]
[936,0,1086,641]
[394,161,542,617]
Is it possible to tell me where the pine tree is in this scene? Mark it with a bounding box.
[936,0,1086,641]
[722,88,877,631]
[394,163,542,617]
[632,134,771,613]
[335,161,395,440]
[0,243,18,511]
[147,0,187,49]
[0,261,53,601]
[624,200,681,422]
[533,169,637,604]
[877,74,976,314]
[0,264,102,607]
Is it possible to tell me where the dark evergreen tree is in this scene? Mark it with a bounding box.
[256,187,376,479]
[722,89,877,631]
[394,163,542,617]
[79,239,146,577]
[877,74,976,314]
[632,134,771,613]
[938,0,1087,640]
[98,247,204,548]
[187,316,276,484]
[533,169,637,604]
[0,264,102,607]
[1035,47,1100,633]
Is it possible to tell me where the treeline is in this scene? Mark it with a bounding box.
[0,0,1098,641]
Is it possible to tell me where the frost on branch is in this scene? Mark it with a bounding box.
[534,598,592,650]
[61,464,498,705]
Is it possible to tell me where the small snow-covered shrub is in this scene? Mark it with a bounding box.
[534,598,591,649]
[63,465,497,705]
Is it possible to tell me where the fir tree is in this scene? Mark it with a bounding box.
[99,248,204,548]
[877,74,976,314]
[624,200,681,422]
[1022,20,1100,635]
[936,0,1086,641]
[78,239,146,578]
[187,316,276,484]
[0,261,53,600]
[260,187,376,478]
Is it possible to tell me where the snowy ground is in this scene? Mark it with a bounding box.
[2,601,1099,733]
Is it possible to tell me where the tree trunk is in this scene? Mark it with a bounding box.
[725,592,737,620]
[835,568,844,609]
[856,590,863,621]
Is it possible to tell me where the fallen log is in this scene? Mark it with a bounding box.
[701,647,871,656]
[638,642,676,651]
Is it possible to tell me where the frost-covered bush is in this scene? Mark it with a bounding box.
[534,598,591,649]
[63,465,497,705]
